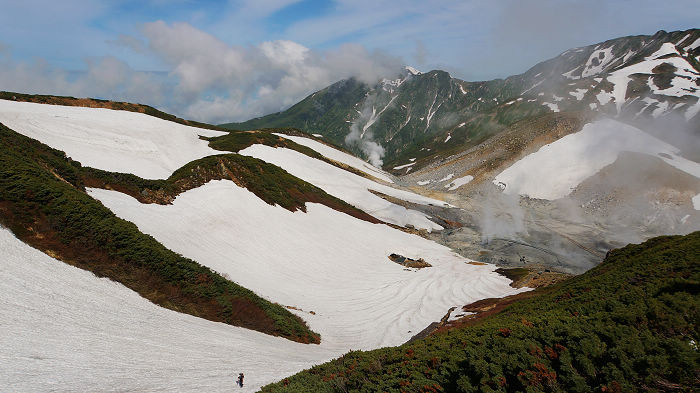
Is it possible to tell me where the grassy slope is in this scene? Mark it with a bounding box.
[0,123,320,343]
[220,78,369,148]
[261,232,700,392]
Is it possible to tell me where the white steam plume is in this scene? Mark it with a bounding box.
[345,91,387,167]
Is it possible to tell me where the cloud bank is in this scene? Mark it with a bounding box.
[0,21,402,124]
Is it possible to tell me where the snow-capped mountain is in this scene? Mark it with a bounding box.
[223,29,700,171]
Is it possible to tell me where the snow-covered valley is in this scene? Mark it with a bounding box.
[1,100,525,391]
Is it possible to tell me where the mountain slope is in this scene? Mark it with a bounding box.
[2,95,532,390]
[0,122,318,343]
[261,231,700,392]
[0,225,338,392]
[223,29,700,171]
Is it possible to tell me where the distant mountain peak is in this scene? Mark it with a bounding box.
[223,28,700,170]
[405,66,423,75]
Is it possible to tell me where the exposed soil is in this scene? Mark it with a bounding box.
[496,266,573,289]
[388,253,432,269]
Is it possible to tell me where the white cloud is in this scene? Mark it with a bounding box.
[139,22,402,122]
[0,21,402,124]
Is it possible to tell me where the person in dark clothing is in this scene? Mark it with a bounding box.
[237,373,244,387]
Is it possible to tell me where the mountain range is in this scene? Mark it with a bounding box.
[224,29,700,171]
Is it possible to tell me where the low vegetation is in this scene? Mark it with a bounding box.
[262,232,700,392]
[0,123,320,343]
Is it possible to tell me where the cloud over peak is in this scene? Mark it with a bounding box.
[0,21,402,124]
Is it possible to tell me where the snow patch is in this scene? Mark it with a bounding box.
[438,173,454,182]
[562,66,581,80]
[445,175,474,191]
[542,102,560,112]
[522,80,544,94]
[645,42,679,60]
[582,47,615,77]
[596,90,614,106]
[684,37,700,51]
[493,119,700,200]
[405,66,422,75]
[0,100,226,179]
[240,145,448,230]
[569,88,588,100]
[393,162,416,170]
[274,133,393,183]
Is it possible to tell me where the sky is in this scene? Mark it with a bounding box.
[0,0,698,123]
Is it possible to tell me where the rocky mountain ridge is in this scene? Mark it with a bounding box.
[223,29,700,172]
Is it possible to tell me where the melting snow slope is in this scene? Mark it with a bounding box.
[493,119,700,200]
[273,133,394,183]
[89,181,523,352]
[0,100,226,179]
[240,144,448,231]
[0,225,336,392]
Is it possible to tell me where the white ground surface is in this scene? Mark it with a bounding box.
[0,100,226,179]
[20,180,527,391]
[89,181,523,353]
[445,175,474,191]
[0,226,336,392]
[272,133,394,183]
[240,144,448,231]
[493,119,700,200]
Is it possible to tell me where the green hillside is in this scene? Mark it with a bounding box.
[261,231,700,392]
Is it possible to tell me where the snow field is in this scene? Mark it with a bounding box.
[273,133,394,183]
[0,100,226,179]
[493,119,700,200]
[0,226,337,392]
[239,144,448,231]
[88,181,524,353]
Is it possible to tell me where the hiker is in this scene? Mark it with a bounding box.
[237,372,244,387]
